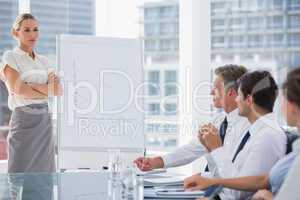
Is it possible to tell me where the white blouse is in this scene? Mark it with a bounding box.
[1,47,53,110]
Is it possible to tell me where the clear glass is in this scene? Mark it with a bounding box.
[107,149,123,173]
[120,168,135,200]
[133,175,144,200]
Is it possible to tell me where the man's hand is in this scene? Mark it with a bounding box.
[252,189,273,200]
[198,125,208,149]
[134,157,164,171]
[184,174,215,191]
[198,124,222,151]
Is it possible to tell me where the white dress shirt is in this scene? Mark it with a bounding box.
[274,138,300,200]
[161,109,250,168]
[1,47,53,110]
[209,113,287,200]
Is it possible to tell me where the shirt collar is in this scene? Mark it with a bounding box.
[293,138,300,153]
[13,46,39,59]
[225,108,240,124]
[248,112,280,136]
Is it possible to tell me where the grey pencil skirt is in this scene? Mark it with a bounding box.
[7,103,56,173]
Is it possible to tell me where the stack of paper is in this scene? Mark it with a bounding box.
[144,185,204,199]
[135,168,167,176]
[144,176,185,187]
[143,176,204,199]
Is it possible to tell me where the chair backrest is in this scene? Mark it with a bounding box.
[285,131,300,154]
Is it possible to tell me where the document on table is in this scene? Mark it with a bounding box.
[135,168,167,176]
[144,185,204,199]
[144,176,186,187]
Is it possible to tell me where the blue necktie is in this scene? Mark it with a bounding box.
[219,117,228,143]
[232,131,251,163]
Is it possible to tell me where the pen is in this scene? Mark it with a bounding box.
[156,188,185,192]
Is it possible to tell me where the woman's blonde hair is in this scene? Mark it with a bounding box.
[12,13,36,32]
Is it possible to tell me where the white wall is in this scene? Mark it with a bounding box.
[96,0,140,38]
[179,0,211,173]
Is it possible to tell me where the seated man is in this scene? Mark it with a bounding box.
[184,70,287,199]
[134,65,250,171]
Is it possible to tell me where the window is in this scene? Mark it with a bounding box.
[160,23,172,35]
[146,123,177,133]
[248,17,264,30]
[269,0,283,9]
[145,23,159,36]
[248,0,260,10]
[212,36,225,48]
[164,70,178,96]
[240,0,248,10]
[160,6,177,19]
[165,70,177,82]
[289,15,300,28]
[210,0,299,129]
[164,124,178,133]
[160,39,170,51]
[289,0,300,10]
[212,19,225,29]
[289,33,300,46]
[148,103,160,115]
[211,2,226,12]
[145,8,159,20]
[30,0,95,56]
[164,103,177,116]
[146,123,161,133]
[230,18,246,30]
[145,39,158,51]
[160,39,178,51]
[267,16,283,29]
[148,71,160,95]
[248,35,263,48]
[230,0,239,9]
[229,35,245,48]
[146,138,161,147]
[164,139,177,147]
[267,34,284,47]
[165,86,177,96]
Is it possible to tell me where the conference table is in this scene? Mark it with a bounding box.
[0,171,202,200]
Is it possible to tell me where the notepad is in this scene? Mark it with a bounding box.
[135,168,167,176]
[144,187,204,199]
[144,176,185,187]
[156,190,204,197]
[154,185,185,193]
[154,185,204,197]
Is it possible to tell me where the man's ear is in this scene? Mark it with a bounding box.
[290,101,300,116]
[247,95,253,106]
[228,88,237,97]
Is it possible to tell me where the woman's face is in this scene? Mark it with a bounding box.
[14,19,39,49]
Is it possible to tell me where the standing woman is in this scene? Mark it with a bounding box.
[0,13,62,173]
